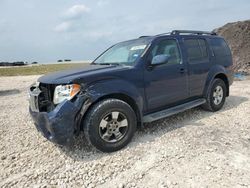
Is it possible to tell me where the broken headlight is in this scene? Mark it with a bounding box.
[53,84,80,104]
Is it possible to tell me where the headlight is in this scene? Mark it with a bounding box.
[53,84,81,104]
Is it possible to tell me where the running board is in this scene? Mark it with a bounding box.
[143,99,206,123]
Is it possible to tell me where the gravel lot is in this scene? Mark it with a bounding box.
[0,76,250,188]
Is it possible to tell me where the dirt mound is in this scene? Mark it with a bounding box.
[214,20,250,73]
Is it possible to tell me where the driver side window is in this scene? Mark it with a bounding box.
[149,39,181,65]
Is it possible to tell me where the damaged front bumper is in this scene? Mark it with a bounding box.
[29,84,89,146]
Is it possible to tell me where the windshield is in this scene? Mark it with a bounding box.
[93,39,149,66]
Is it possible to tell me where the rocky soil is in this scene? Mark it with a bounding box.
[0,75,250,188]
[215,19,250,73]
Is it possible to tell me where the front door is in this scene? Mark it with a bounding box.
[144,38,188,112]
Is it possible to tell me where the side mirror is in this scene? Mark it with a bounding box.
[151,54,170,66]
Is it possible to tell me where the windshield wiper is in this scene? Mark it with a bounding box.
[98,63,121,66]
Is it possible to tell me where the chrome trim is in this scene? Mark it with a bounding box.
[29,83,41,112]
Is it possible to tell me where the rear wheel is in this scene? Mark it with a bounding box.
[202,78,227,112]
[83,99,137,152]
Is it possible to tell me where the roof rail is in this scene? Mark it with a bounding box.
[138,36,151,38]
[171,30,216,35]
[155,32,171,36]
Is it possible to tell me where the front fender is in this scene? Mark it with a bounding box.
[83,78,144,118]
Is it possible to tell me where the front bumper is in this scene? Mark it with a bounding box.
[29,99,82,145]
[29,83,88,145]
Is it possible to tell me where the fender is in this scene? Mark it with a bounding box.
[202,65,228,97]
[82,78,144,122]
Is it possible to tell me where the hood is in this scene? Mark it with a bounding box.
[38,64,130,84]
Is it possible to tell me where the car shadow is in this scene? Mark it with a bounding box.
[0,89,20,97]
[59,95,248,161]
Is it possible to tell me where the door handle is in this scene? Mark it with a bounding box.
[179,68,186,73]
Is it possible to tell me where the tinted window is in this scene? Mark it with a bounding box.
[150,39,181,65]
[184,39,208,63]
[210,38,231,57]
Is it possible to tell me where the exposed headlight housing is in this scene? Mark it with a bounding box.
[53,84,80,104]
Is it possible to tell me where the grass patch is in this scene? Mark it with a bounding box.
[0,63,90,76]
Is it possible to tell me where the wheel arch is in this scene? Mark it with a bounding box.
[98,93,140,121]
[203,66,230,97]
[80,93,142,130]
[214,73,229,96]
[79,79,144,130]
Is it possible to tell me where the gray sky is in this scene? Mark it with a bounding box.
[0,0,249,63]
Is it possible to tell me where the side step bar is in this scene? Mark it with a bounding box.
[143,99,206,123]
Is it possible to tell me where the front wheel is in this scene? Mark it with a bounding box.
[202,78,227,112]
[83,99,137,152]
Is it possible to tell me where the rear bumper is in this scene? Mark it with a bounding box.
[29,96,87,145]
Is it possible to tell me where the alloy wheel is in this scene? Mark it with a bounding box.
[213,85,224,105]
[99,111,129,143]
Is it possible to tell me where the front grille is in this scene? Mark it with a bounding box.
[39,83,56,112]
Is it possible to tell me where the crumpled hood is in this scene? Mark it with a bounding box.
[38,64,130,84]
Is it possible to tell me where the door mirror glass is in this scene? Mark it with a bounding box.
[151,54,170,65]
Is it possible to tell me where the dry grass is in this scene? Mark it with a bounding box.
[0,63,89,76]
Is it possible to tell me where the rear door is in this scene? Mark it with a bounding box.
[183,37,212,97]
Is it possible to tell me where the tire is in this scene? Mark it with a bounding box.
[202,78,227,112]
[83,99,137,152]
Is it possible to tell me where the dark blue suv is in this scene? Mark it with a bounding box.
[29,30,233,152]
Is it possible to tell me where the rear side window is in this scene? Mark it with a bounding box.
[210,38,231,57]
[184,39,208,63]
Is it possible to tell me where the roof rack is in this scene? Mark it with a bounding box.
[139,30,216,38]
[170,30,216,35]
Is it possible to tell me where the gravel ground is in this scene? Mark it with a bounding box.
[0,76,250,188]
